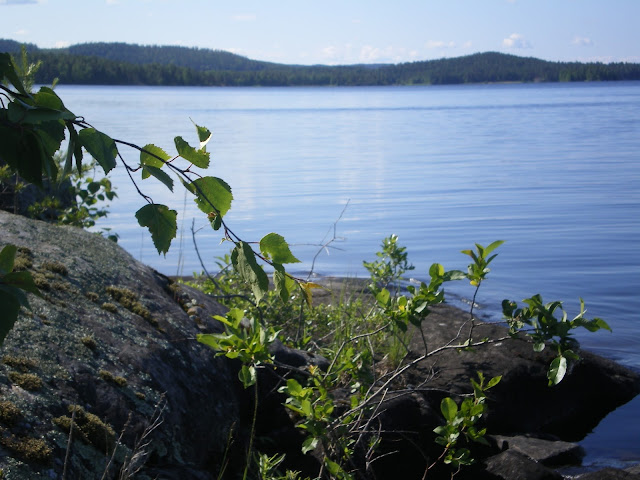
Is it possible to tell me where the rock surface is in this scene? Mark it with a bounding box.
[0,210,247,479]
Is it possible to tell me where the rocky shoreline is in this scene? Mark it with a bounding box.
[0,210,639,479]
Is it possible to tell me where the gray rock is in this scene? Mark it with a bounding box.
[0,211,246,479]
[482,450,564,480]
[491,435,585,467]
[406,304,640,441]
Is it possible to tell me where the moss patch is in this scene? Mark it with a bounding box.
[32,273,50,291]
[80,336,97,350]
[98,369,127,387]
[0,432,52,464]
[0,401,22,427]
[2,355,37,372]
[53,405,115,453]
[12,247,33,271]
[41,260,68,276]
[85,291,99,302]
[106,285,158,327]
[8,372,43,391]
[101,302,118,313]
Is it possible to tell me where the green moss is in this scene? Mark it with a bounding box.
[106,285,156,326]
[12,247,33,271]
[51,280,70,292]
[80,336,97,350]
[0,434,52,464]
[8,372,43,391]
[135,391,146,400]
[2,355,36,372]
[101,302,118,313]
[53,405,115,453]
[0,401,22,427]
[85,291,99,302]
[32,273,50,291]
[41,260,68,276]
[99,369,127,387]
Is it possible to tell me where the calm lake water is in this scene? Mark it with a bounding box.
[56,82,640,467]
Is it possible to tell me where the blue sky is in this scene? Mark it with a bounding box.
[1,0,638,65]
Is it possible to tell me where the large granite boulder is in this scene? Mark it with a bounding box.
[0,210,247,479]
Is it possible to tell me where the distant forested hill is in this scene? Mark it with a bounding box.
[2,39,640,86]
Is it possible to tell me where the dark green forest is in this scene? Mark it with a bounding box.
[2,39,640,87]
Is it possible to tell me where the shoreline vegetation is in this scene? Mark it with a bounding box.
[3,39,640,87]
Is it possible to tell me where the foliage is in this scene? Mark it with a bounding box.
[0,244,40,345]
[197,308,280,388]
[433,372,501,469]
[26,154,118,231]
[194,236,612,478]
[1,51,308,346]
[502,295,611,385]
[363,234,414,294]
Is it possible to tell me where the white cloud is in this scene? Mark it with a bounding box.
[359,45,415,64]
[319,44,414,64]
[54,40,70,48]
[105,0,119,4]
[14,28,28,35]
[502,33,532,49]
[462,41,473,49]
[232,14,256,22]
[572,36,593,47]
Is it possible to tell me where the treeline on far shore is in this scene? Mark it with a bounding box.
[2,39,640,87]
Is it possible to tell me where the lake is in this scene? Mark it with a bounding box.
[56,82,640,468]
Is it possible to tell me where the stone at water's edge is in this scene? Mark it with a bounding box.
[0,211,249,479]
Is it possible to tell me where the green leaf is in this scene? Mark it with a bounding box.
[78,128,117,174]
[484,240,505,257]
[273,264,296,303]
[285,378,304,396]
[142,165,174,192]
[238,365,256,388]
[0,245,17,275]
[174,136,210,168]
[191,176,233,217]
[324,457,343,475]
[429,263,445,278]
[486,375,502,389]
[443,269,466,281]
[196,333,222,351]
[191,119,212,149]
[2,271,41,296]
[0,52,27,96]
[135,204,177,256]
[441,397,458,422]
[301,436,319,454]
[259,233,300,264]
[548,355,568,386]
[0,289,22,346]
[376,288,391,307]
[140,144,171,178]
[231,242,269,302]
